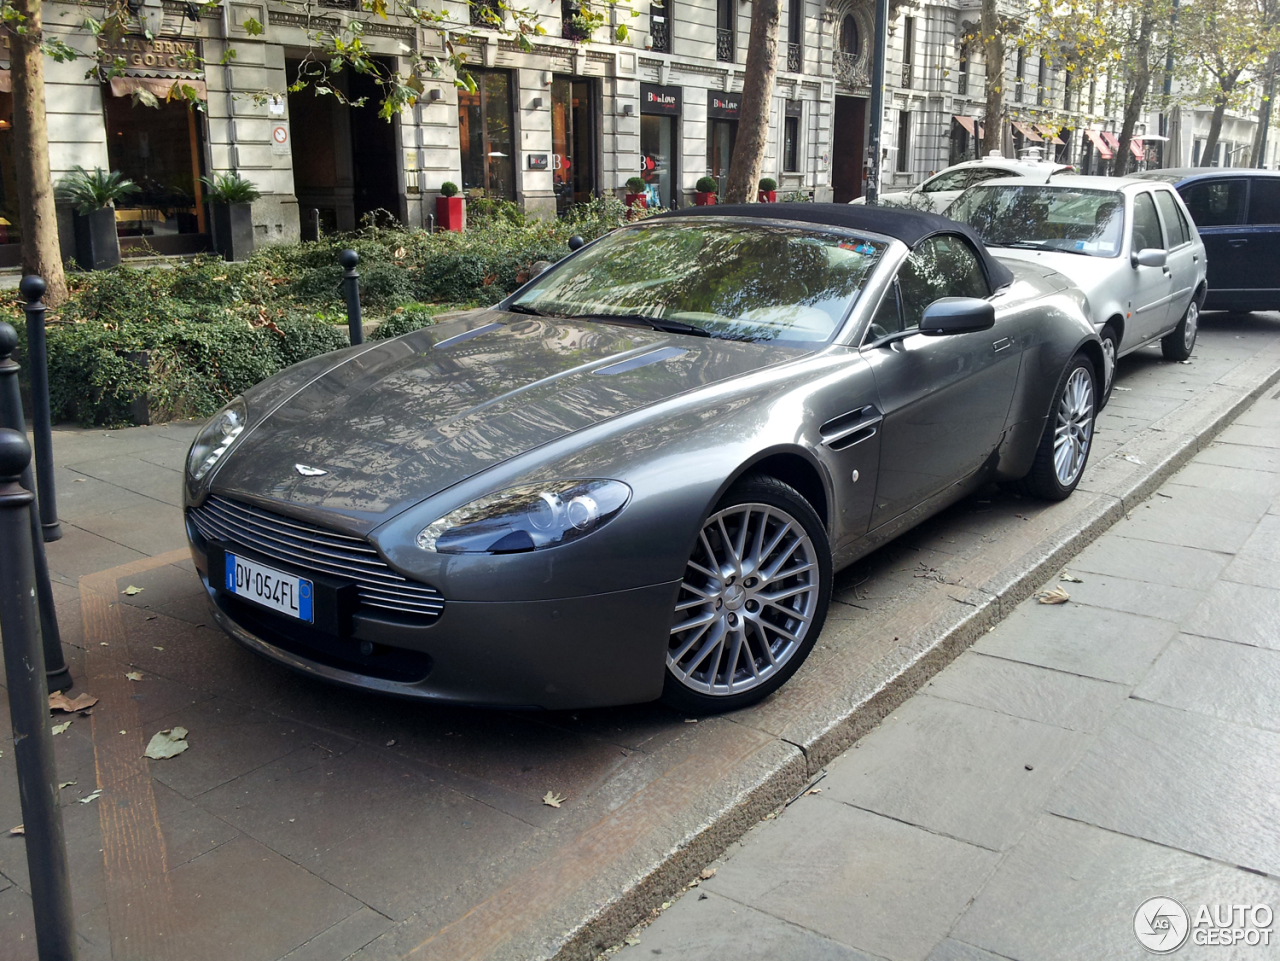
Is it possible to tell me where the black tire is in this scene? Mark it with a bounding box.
[661,474,832,715]
[1162,298,1199,361]
[1016,353,1098,502]
[1098,323,1119,407]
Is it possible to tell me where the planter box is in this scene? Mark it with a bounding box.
[694,192,717,206]
[624,193,648,209]
[212,202,255,262]
[758,190,777,203]
[437,196,466,232]
[72,207,120,271]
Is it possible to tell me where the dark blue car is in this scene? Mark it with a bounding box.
[1137,168,1280,312]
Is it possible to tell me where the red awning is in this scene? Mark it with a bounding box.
[1012,121,1044,142]
[1036,125,1066,145]
[1100,131,1121,150]
[1130,138,1145,160]
[953,115,978,137]
[1085,129,1113,159]
[108,76,208,102]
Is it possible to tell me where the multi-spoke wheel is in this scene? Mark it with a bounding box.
[1162,298,1199,361]
[1016,353,1097,502]
[1098,323,1119,406]
[662,475,831,714]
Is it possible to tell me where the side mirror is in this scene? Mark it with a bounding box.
[1132,247,1167,268]
[921,297,996,336]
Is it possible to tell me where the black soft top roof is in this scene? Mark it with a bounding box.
[657,202,1016,291]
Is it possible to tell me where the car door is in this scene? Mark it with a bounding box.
[918,168,974,213]
[1176,177,1247,307]
[1128,190,1173,343]
[1153,187,1198,328]
[861,235,1022,530]
[1239,177,1280,309]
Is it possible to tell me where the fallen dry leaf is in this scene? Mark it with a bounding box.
[144,727,190,760]
[1035,586,1071,605]
[121,585,144,596]
[9,824,23,836]
[125,672,143,682]
[1119,454,1144,465]
[51,721,72,735]
[58,781,76,790]
[699,867,717,880]
[1059,572,1084,583]
[153,646,164,650]
[49,692,98,713]
[541,791,566,808]
[624,936,641,946]
[77,790,103,805]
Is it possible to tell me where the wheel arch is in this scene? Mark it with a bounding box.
[1075,338,1106,396]
[721,446,832,533]
[1101,313,1125,345]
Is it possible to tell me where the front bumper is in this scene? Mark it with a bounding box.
[191,543,680,710]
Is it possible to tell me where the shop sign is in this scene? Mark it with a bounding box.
[98,35,204,80]
[527,153,549,170]
[707,90,741,120]
[640,83,681,116]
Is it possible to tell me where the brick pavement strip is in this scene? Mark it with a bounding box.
[1,318,1280,960]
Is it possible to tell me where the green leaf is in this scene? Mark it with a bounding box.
[242,16,263,34]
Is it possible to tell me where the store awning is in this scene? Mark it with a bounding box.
[1036,124,1066,145]
[1085,129,1114,159]
[1100,131,1121,150]
[953,115,978,136]
[1130,138,1145,160]
[108,76,208,102]
[1012,121,1044,142]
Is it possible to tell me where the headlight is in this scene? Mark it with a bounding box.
[186,396,247,481]
[417,479,631,554]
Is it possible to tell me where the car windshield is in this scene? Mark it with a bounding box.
[947,184,1125,258]
[509,219,888,344]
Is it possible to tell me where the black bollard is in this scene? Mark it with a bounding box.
[20,276,61,542]
[0,429,78,961]
[340,249,364,346]
[0,323,71,692]
[567,234,586,251]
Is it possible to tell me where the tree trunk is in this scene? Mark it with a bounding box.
[1251,53,1278,167]
[724,0,781,204]
[1111,4,1155,177]
[981,0,1005,157]
[6,3,69,306]
[1201,96,1229,165]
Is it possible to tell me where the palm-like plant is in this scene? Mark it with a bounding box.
[56,167,140,214]
[201,172,262,204]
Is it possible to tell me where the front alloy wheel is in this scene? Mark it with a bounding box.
[663,475,831,713]
[1162,299,1199,361]
[1016,353,1097,501]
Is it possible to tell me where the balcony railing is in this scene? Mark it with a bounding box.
[717,27,733,62]
[787,42,802,72]
[650,13,670,52]
[901,63,913,88]
[833,51,870,88]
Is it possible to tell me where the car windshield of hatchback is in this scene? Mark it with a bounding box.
[508,219,888,344]
[947,184,1126,258]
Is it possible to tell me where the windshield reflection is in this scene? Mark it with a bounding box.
[948,185,1125,258]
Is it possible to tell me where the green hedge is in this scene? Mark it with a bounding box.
[0,197,635,427]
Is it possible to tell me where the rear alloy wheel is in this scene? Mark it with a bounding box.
[1098,323,1119,406]
[662,475,831,714]
[1017,354,1097,501]
[1162,298,1199,361]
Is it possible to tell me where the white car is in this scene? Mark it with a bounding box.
[945,176,1208,400]
[852,153,1075,213]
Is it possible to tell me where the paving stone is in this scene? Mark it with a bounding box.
[1134,634,1280,733]
[1196,440,1280,474]
[280,907,394,961]
[616,890,880,961]
[973,603,1178,684]
[1068,535,1233,591]
[42,523,147,581]
[1049,700,1280,876]
[63,452,185,506]
[1181,580,1280,651]
[1216,423,1280,449]
[64,504,187,557]
[953,814,1280,961]
[1220,550,1280,590]
[821,696,1090,852]
[1171,461,1280,497]
[1108,485,1270,553]
[1046,571,1207,621]
[925,941,1011,961]
[1237,513,1280,561]
[923,652,1128,733]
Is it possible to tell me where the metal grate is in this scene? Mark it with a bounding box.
[189,495,444,620]
[650,10,670,52]
[717,27,733,62]
[787,42,802,73]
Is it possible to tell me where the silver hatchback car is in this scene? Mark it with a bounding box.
[946,176,1207,400]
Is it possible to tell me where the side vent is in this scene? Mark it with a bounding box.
[819,405,883,451]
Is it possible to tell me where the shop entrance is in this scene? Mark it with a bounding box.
[640,83,681,209]
[0,91,21,267]
[831,95,867,203]
[458,69,516,201]
[288,57,401,238]
[103,91,208,254]
[551,77,596,215]
[706,90,741,189]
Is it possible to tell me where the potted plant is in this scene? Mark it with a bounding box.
[758,177,778,203]
[55,167,138,270]
[695,176,719,206]
[625,176,648,210]
[437,181,465,232]
[202,172,260,262]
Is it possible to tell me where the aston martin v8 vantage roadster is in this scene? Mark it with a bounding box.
[184,204,1103,713]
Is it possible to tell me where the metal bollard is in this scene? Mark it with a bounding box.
[0,429,78,961]
[567,235,586,251]
[20,276,61,542]
[0,323,71,692]
[339,249,364,346]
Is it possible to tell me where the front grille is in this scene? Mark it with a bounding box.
[189,495,444,621]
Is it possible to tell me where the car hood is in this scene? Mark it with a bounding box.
[988,248,1117,298]
[209,312,806,525]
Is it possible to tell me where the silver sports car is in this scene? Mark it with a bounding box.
[184,204,1103,713]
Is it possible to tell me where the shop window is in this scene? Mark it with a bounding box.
[104,92,207,247]
[552,77,596,215]
[783,113,800,172]
[708,119,737,180]
[0,91,20,253]
[896,110,911,173]
[641,114,677,208]
[458,70,516,200]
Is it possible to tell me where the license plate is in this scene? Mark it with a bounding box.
[225,552,313,623]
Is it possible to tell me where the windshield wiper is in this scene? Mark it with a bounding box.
[505,302,546,316]
[571,314,713,338]
[994,241,1092,256]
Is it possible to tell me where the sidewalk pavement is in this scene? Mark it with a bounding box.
[618,384,1280,960]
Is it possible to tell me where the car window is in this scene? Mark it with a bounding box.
[1247,179,1280,225]
[1154,190,1190,246]
[967,169,1012,186]
[896,235,991,331]
[922,169,971,192]
[867,282,903,340]
[1179,180,1245,227]
[1132,192,1165,251]
[947,184,1125,257]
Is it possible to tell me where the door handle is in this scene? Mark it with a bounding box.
[992,337,1012,352]
[1228,238,1248,248]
